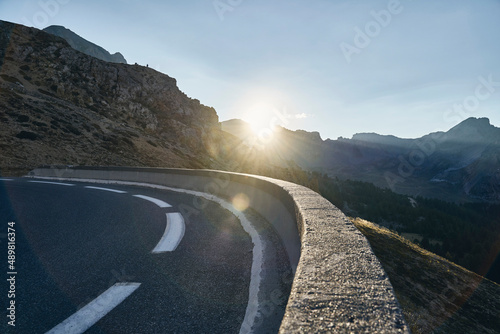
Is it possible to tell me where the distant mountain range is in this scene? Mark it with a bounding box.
[222,117,500,203]
[43,25,127,64]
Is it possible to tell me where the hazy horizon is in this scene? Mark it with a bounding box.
[1,0,499,140]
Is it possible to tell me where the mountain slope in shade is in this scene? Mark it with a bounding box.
[43,25,127,64]
[221,117,500,202]
[338,118,500,202]
[220,118,256,147]
[336,117,500,202]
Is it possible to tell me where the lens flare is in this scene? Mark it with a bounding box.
[232,193,250,212]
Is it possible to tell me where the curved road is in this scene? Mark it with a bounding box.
[0,178,265,333]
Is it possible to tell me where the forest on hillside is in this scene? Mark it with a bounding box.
[249,163,500,284]
[319,176,500,284]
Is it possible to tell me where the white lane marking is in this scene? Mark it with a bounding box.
[0,178,14,181]
[84,186,127,194]
[133,194,172,208]
[45,283,141,334]
[29,177,265,333]
[28,180,75,186]
[152,212,185,253]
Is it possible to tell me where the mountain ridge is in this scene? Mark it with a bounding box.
[43,25,127,64]
[221,117,500,202]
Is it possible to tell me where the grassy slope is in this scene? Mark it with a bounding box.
[351,217,500,334]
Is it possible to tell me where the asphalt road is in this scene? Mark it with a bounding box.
[0,178,260,333]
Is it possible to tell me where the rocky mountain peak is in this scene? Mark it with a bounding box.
[461,116,491,127]
[443,117,498,144]
[449,117,492,133]
[43,25,127,64]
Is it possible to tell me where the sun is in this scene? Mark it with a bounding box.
[244,116,276,148]
[247,117,271,136]
[244,106,278,139]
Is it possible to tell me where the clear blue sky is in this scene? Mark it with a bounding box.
[1,0,500,139]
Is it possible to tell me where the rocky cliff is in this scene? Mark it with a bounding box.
[0,20,232,174]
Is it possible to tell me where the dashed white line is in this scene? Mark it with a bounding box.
[133,194,172,208]
[84,186,127,194]
[28,180,75,186]
[45,283,141,334]
[152,212,186,253]
[0,178,14,181]
[27,177,264,333]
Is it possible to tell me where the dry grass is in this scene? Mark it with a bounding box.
[351,217,500,334]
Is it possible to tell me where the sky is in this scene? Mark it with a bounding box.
[1,0,500,140]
